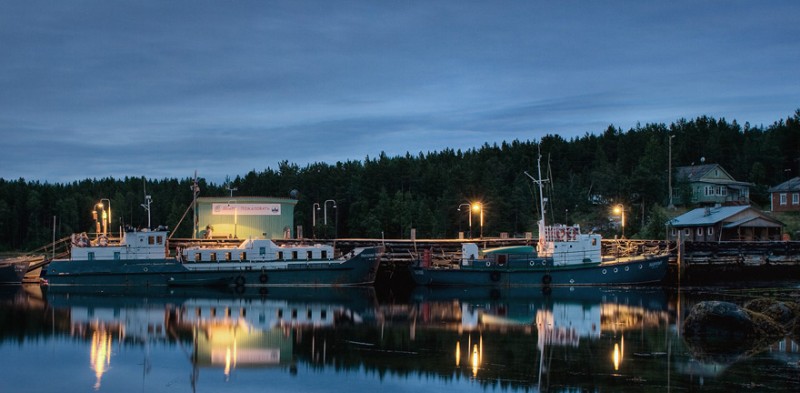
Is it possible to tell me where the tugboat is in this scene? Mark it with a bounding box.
[410,152,668,287]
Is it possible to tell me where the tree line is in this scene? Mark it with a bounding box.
[1,111,798,251]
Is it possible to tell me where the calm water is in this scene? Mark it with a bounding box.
[1,284,799,392]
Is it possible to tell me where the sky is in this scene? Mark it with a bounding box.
[1,0,798,185]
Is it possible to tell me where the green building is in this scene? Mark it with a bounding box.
[196,196,297,240]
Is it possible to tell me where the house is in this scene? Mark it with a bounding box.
[767,177,800,212]
[668,205,783,242]
[673,163,752,206]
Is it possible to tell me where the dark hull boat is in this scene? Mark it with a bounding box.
[410,152,669,287]
[46,230,381,288]
[0,259,27,285]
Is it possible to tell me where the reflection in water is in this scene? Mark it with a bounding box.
[1,284,799,392]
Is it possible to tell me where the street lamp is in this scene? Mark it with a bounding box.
[97,199,111,236]
[458,203,471,238]
[472,202,483,238]
[227,200,238,238]
[312,203,321,238]
[613,204,626,238]
[324,199,337,238]
[668,134,675,209]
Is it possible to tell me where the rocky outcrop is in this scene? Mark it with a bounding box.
[682,300,790,363]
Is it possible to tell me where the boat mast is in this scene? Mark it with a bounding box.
[524,146,549,249]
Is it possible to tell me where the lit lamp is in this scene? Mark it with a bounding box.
[613,204,625,238]
[96,199,111,236]
[472,203,483,238]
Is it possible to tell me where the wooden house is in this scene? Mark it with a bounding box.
[673,163,751,206]
[668,205,783,242]
[768,177,800,212]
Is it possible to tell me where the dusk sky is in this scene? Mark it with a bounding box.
[1,1,798,184]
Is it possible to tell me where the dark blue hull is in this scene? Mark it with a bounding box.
[0,261,27,285]
[410,254,669,287]
[46,247,381,287]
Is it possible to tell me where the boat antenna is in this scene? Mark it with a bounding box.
[191,171,200,239]
[140,177,152,229]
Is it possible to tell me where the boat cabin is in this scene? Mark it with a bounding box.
[70,230,170,261]
[182,238,335,263]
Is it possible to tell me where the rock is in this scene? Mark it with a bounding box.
[682,300,786,363]
[743,298,800,328]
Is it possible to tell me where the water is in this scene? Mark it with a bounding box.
[1,284,799,392]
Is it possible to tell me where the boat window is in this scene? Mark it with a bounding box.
[113,252,120,260]
[277,309,283,318]
[321,250,328,259]
[307,251,313,260]
[210,252,217,262]
[156,236,163,244]
[292,251,298,260]
[88,252,95,261]
[259,247,266,255]
[195,253,202,262]
[321,310,327,319]
[240,252,246,261]
[225,252,232,261]
[307,309,313,319]
[278,251,284,260]
[291,309,298,319]
[592,238,597,246]
[148,236,155,245]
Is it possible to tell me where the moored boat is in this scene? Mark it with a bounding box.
[410,152,669,287]
[0,258,28,285]
[45,229,382,288]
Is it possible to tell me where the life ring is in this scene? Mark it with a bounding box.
[490,271,501,282]
[567,227,576,240]
[234,275,246,287]
[259,273,268,284]
[556,228,566,241]
[542,274,552,285]
[98,235,108,246]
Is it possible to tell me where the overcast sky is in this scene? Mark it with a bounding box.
[1,1,798,184]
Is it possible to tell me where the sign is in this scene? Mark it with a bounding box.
[211,203,281,216]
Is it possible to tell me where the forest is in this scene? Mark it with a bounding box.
[1,111,798,251]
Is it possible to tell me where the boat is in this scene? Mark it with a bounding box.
[409,152,669,287]
[0,258,28,285]
[45,229,382,288]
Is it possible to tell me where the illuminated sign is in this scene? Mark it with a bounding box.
[211,203,282,216]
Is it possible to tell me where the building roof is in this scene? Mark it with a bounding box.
[669,205,750,227]
[669,205,783,228]
[674,163,752,187]
[767,177,800,192]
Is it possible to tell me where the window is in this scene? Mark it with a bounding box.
[195,253,202,262]
[88,252,95,261]
[292,251,298,260]
[240,252,246,261]
[321,250,328,259]
[684,229,690,236]
[259,247,266,255]
[780,193,787,205]
[224,252,231,261]
[793,193,799,205]
[307,251,313,260]
[148,236,155,245]
[707,227,714,235]
[114,252,120,260]
[696,228,703,236]
[156,236,163,244]
[210,252,217,262]
[277,251,284,260]
[671,229,677,236]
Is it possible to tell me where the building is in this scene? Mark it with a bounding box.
[667,205,783,242]
[768,177,800,212]
[673,163,751,206]
[195,196,297,240]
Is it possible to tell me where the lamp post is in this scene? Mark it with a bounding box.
[312,203,320,238]
[668,134,675,209]
[324,199,337,238]
[613,204,626,238]
[458,203,471,238]
[97,199,111,236]
[472,203,483,238]
[227,200,238,238]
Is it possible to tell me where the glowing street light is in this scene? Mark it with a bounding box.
[96,198,111,236]
[613,204,626,238]
[472,203,483,238]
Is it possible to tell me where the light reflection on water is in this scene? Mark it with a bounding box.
[0,284,798,392]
